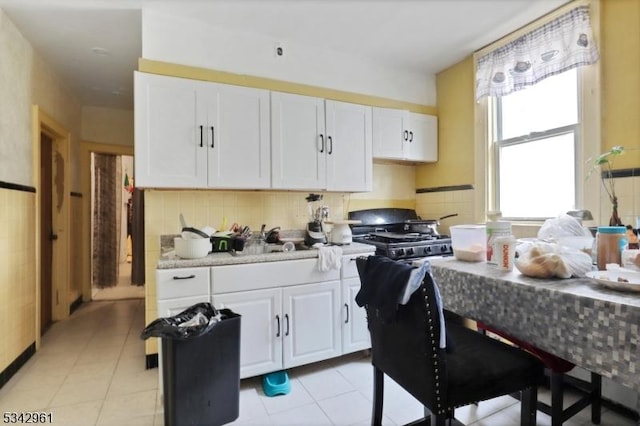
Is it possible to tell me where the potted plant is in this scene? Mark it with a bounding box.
[588,145,624,226]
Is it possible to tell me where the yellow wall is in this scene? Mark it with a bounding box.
[0,188,36,373]
[601,0,640,168]
[415,56,475,188]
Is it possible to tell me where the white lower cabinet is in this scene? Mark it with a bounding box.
[341,257,371,353]
[210,256,371,379]
[213,280,342,379]
[213,288,283,379]
[282,281,342,368]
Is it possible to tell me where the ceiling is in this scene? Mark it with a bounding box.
[0,0,569,111]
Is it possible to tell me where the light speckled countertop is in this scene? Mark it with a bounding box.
[157,242,375,269]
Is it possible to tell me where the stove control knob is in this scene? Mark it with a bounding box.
[406,248,414,256]
[396,248,405,257]
[424,246,432,255]
[389,249,396,258]
[440,244,448,253]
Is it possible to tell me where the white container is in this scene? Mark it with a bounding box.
[494,235,517,271]
[174,237,211,259]
[450,225,486,262]
[486,220,512,264]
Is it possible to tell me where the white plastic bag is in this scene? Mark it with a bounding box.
[515,242,592,279]
[537,214,592,241]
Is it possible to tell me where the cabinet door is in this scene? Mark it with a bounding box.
[406,113,438,162]
[213,288,283,379]
[325,100,373,192]
[134,72,207,188]
[205,84,271,189]
[372,107,407,159]
[271,92,326,190]
[282,281,342,369]
[342,277,371,354]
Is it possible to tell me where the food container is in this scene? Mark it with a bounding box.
[450,225,486,262]
[174,237,211,259]
[596,226,627,270]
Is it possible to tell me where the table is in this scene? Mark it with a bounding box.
[428,258,640,420]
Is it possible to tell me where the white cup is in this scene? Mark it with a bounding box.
[494,235,517,271]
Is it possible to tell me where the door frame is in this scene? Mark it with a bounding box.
[79,141,134,301]
[32,106,71,344]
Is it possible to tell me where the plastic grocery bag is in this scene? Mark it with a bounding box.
[515,241,592,279]
[538,214,592,240]
[140,302,222,340]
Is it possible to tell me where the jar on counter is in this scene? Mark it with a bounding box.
[486,215,512,264]
[596,226,627,270]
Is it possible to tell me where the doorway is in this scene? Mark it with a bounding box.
[40,132,53,334]
[91,153,143,300]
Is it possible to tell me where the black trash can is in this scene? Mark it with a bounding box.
[141,303,241,426]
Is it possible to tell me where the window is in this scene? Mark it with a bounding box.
[490,68,579,219]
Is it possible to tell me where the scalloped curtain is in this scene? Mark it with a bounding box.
[475,5,599,101]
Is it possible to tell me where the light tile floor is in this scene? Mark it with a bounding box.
[0,299,636,426]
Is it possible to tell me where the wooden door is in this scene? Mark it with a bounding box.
[40,132,53,333]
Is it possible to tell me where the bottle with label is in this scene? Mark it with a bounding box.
[486,211,512,264]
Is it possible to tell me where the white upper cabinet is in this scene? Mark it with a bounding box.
[135,72,270,189]
[271,92,372,192]
[372,107,438,162]
[325,100,373,192]
[271,92,326,190]
[135,72,207,188]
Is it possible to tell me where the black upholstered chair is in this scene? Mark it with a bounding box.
[476,322,602,426]
[356,256,544,426]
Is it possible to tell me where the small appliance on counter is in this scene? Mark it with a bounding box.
[304,193,327,246]
[324,220,360,245]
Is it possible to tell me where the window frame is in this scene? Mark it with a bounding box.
[474,0,602,226]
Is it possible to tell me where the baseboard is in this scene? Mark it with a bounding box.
[69,296,83,314]
[0,343,36,390]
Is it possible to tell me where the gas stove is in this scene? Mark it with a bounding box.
[349,208,453,261]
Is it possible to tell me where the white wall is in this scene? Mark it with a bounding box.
[141,9,436,106]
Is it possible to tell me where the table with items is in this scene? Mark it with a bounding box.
[428,258,640,420]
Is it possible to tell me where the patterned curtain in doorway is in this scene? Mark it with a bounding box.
[92,154,121,288]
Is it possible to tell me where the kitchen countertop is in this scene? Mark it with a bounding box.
[157,242,375,269]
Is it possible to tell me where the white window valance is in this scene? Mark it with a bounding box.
[475,5,599,101]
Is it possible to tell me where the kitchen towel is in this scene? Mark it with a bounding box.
[317,246,343,272]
